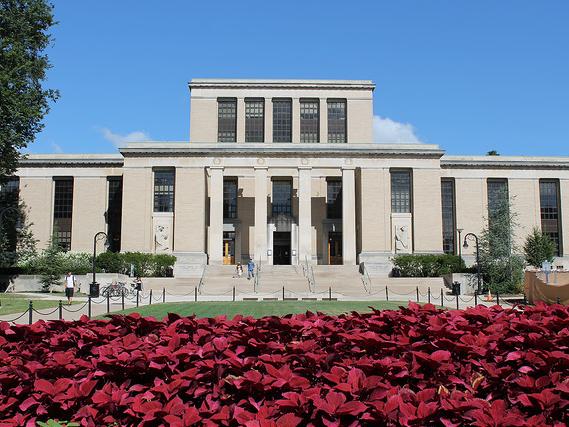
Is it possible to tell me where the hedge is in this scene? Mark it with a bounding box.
[391,254,467,277]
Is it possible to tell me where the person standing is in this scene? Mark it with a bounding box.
[235,263,243,279]
[247,259,255,280]
[65,272,76,305]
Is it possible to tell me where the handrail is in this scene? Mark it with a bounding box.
[304,256,316,293]
[197,263,207,294]
[361,263,372,294]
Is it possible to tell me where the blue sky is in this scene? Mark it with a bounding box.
[33,0,569,156]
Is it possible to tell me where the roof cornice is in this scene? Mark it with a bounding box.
[19,154,124,167]
[441,155,569,170]
[119,142,444,158]
[189,79,376,91]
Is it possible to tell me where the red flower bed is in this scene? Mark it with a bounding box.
[1,303,568,426]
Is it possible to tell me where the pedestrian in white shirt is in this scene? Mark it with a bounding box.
[65,272,75,305]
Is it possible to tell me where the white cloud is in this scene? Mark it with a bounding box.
[100,128,151,147]
[51,143,64,153]
[373,115,422,144]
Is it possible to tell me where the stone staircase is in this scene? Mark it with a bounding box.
[311,265,367,296]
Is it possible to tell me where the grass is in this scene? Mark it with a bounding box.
[105,300,409,319]
[0,293,77,316]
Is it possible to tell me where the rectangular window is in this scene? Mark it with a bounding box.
[327,99,347,143]
[300,99,319,143]
[487,179,509,227]
[272,180,292,216]
[223,179,238,219]
[272,99,292,142]
[540,180,562,256]
[154,169,175,212]
[245,98,264,142]
[218,98,237,142]
[327,179,342,219]
[441,179,456,254]
[107,177,123,252]
[0,177,21,253]
[53,177,74,251]
[391,170,412,213]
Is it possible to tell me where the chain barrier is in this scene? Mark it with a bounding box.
[61,302,89,313]
[32,307,60,316]
[1,310,31,324]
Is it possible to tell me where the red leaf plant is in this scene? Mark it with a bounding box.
[0,303,568,426]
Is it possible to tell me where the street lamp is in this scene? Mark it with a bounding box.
[463,232,482,295]
[92,232,108,297]
[457,228,464,258]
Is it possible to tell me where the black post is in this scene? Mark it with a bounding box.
[416,286,419,302]
[329,286,332,301]
[456,293,459,310]
[58,300,63,320]
[162,287,166,303]
[282,286,285,301]
[194,286,197,302]
[428,287,431,304]
[88,296,92,318]
[474,291,478,306]
[121,289,125,311]
[557,296,561,304]
[149,289,153,305]
[106,293,110,313]
[386,286,389,301]
[522,292,527,305]
[233,286,236,302]
[496,292,500,306]
[441,289,444,307]
[92,231,108,297]
[463,233,482,295]
[136,289,139,308]
[28,300,33,325]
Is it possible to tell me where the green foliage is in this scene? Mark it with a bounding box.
[0,199,37,269]
[392,254,466,277]
[478,188,525,294]
[37,421,79,427]
[96,251,176,277]
[523,227,555,268]
[38,234,63,292]
[0,0,59,177]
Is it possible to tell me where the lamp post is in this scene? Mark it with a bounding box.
[463,232,481,294]
[457,228,464,258]
[92,232,108,296]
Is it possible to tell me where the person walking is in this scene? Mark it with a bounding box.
[235,263,243,279]
[247,259,255,280]
[65,272,76,305]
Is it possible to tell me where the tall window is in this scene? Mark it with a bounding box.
[327,99,347,143]
[0,177,20,253]
[272,99,292,142]
[327,179,342,219]
[218,98,237,142]
[223,179,238,219]
[154,170,175,212]
[441,179,456,254]
[300,99,319,143]
[272,180,292,216]
[107,177,123,252]
[53,178,74,251]
[540,180,562,256]
[391,170,412,213]
[245,98,264,142]
[487,179,508,227]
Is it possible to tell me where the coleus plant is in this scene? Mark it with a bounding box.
[0,302,568,426]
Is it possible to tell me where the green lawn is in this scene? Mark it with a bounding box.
[107,300,408,319]
[0,293,77,316]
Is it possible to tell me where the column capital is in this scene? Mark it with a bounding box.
[254,166,268,170]
[341,166,356,171]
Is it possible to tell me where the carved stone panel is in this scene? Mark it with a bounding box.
[391,213,413,254]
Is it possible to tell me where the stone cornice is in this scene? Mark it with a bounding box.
[189,79,375,91]
[119,142,444,159]
[19,154,124,168]
[441,155,569,170]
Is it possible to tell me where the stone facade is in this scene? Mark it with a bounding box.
[13,79,569,277]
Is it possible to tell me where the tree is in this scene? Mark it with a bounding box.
[524,227,555,268]
[0,201,37,268]
[0,0,59,178]
[478,188,525,294]
[486,150,500,156]
[38,232,63,292]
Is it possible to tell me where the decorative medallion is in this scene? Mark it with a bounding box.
[301,158,309,165]
[213,158,222,165]
[256,158,266,165]
[345,158,353,165]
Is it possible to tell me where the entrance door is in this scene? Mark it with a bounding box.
[223,231,235,265]
[273,232,291,265]
[328,232,343,265]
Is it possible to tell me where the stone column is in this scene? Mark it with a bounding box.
[208,167,224,264]
[298,167,312,264]
[319,98,327,143]
[237,98,246,143]
[342,167,357,265]
[292,98,300,144]
[254,167,268,261]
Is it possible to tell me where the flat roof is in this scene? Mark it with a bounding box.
[189,79,375,91]
[441,155,569,169]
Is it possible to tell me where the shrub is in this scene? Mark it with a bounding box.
[392,254,466,277]
[1,303,568,425]
[95,251,176,277]
[524,227,556,268]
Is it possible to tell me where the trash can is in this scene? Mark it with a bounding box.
[391,268,401,278]
[89,282,100,298]
[452,281,461,296]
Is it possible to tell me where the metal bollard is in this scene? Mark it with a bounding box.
[386,286,389,301]
[149,289,153,305]
[474,291,478,306]
[28,300,33,325]
[441,289,444,308]
[496,293,500,306]
[329,287,332,301]
[88,296,92,319]
[162,287,166,303]
[58,300,63,320]
[416,286,419,302]
[557,296,561,304]
[456,293,459,310]
[522,293,527,305]
[282,286,285,301]
[106,293,110,314]
[428,287,431,304]
[233,286,236,302]
[195,286,197,302]
[121,290,125,311]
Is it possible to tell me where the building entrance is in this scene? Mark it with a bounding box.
[328,232,343,265]
[273,232,291,265]
[223,231,235,265]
